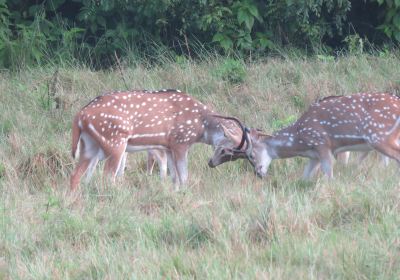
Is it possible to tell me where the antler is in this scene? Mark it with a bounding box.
[211,114,250,151]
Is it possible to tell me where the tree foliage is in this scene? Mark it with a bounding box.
[0,0,397,69]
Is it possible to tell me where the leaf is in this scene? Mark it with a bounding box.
[96,16,106,27]
[248,3,262,21]
[245,15,254,30]
[212,33,225,42]
[394,30,400,41]
[237,9,248,25]
[393,13,400,29]
[213,34,233,51]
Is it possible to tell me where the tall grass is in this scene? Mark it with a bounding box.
[1,52,400,279]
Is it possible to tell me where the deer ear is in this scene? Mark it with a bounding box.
[221,123,242,145]
[249,128,270,141]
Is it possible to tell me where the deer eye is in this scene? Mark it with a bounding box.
[221,149,226,155]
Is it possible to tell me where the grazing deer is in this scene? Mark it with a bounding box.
[210,93,400,179]
[70,89,246,190]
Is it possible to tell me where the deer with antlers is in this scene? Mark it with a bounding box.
[209,93,400,179]
[70,89,246,191]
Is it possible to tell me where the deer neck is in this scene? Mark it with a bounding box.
[265,125,310,159]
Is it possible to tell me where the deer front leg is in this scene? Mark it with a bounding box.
[166,150,177,184]
[371,142,400,166]
[302,158,320,179]
[147,150,168,178]
[336,151,350,164]
[175,149,189,186]
[317,147,334,179]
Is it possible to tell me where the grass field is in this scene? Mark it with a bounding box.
[1,53,400,279]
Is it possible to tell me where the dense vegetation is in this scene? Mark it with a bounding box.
[1,0,400,68]
[1,52,400,278]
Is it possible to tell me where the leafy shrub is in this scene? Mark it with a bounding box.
[0,0,398,68]
[374,0,400,41]
[214,58,246,85]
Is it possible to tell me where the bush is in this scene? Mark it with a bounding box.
[214,58,247,85]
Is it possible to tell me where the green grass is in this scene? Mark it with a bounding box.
[1,53,400,279]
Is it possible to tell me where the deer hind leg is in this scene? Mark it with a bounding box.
[84,157,100,183]
[303,158,321,180]
[116,152,128,178]
[70,132,102,191]
[103,144,128,184]
[70,157,92,191]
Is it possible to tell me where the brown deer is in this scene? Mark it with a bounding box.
[210,93,400,179]
[70,89,246,190]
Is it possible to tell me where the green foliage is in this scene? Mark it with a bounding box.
[343,34,365,54]
[214,58,246,85]
[374,0,400,41]
[0,0,398,68]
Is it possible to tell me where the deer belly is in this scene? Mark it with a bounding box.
[334,144,372,154]
[126,145,167,153]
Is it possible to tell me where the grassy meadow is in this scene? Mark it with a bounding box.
[1,52,400,279]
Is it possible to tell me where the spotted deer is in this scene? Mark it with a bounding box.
[70,89,246,190]
[210,93,400,179]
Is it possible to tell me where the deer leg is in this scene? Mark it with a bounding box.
[70,157,92,191]
[70,136,100,191]
[147,150,168,178]
[303,158,320,179]
[317,148,334,179]
[116,152,127,177]
[84,157,99,183]
[382,155,390,166]
[370,143,400,166]
[103,144,127,184]
[336,151,350,165]
[166,150,177,184]
[358,151,370,164]
[146,151,156,175]
[154,150,168,178]
[174,148,189,189]
[160,156,168,179]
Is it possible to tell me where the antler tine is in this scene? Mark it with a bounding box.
[211,114,249,151]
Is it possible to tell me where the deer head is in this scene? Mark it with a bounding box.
[207,115,248,167]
